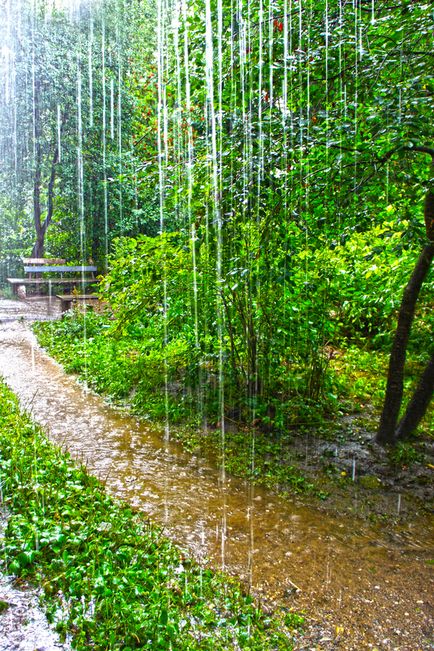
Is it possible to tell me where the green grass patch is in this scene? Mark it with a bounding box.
[0,381,302,650]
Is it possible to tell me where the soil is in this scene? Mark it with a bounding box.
[286,408,434,522]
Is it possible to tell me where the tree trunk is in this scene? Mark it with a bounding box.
[394,353,434,440]
[31,142,59,258]
[32,151,44,257]
[32,77,43,257]
[376,243,434,444]
[31,76,63,258]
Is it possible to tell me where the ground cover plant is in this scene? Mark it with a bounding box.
[0,380,301,650]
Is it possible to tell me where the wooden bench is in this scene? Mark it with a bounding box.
[7,258,97,297]
[22,258,66,277]
[56,294,99,312]
[7,277,96,293]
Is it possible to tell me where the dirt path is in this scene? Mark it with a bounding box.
[0,297,433,650]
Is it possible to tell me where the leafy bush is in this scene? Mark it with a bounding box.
[308,220,433,345]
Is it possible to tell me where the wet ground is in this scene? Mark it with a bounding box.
[0,297,433,650]
[0,509,70,651]
[286,413,434,522]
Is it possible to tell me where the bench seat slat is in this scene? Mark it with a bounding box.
[22,258,66,265]
[23,265,97,273]
[7,278,95,285]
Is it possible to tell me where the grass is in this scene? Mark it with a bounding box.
[0,380,302,650]
[170,424,315,495]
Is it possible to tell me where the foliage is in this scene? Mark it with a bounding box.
[2,0,433,440]
[309,219,434,343]
[0,0,149,264]
[121,0,434,433]
[388,441,425,468]
[0,380,301,650]
[34,196,433,439]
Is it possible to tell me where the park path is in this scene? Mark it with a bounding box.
[0,297,433,650]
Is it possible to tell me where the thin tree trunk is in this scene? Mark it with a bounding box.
[31,143,60,257]
[376,243,434,444]
[31,76,64,258]
[395,353,434,440]
[32,149,43,257]
[32,79,43,258]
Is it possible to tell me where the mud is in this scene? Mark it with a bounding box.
[286,412,434,521]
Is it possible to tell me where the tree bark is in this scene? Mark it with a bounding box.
[376,243,434,444]
[31,143,60,257]
[395,353,434,440]
[30,74,67,258]
[424,189,434,241]
[31,146,59,258]
[32,79,43,258]
[32,146,43,257]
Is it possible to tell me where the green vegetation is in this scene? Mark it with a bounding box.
[33,211,433,443]
[2,0,434,492]
[0,1,433,643]
[0,380,301,650]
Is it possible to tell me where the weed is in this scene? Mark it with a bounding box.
[388,442,424,468]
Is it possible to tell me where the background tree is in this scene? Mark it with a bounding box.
[0,0,142,267]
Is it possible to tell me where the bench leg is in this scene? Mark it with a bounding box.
[60,300,71,313]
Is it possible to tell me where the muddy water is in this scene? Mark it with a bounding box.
[0,299,433,650]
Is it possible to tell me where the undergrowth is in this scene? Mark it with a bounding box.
[33,313,316,494]
[0,381,302,650]
[33,310,433,505]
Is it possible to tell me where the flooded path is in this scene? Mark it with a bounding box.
[0,299,433,650]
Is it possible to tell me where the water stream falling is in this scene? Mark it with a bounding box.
[1,0,433,646]
[101,14,109,267]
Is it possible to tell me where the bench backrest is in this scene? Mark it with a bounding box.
[22,258,66,265]
[23,265,97,274]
